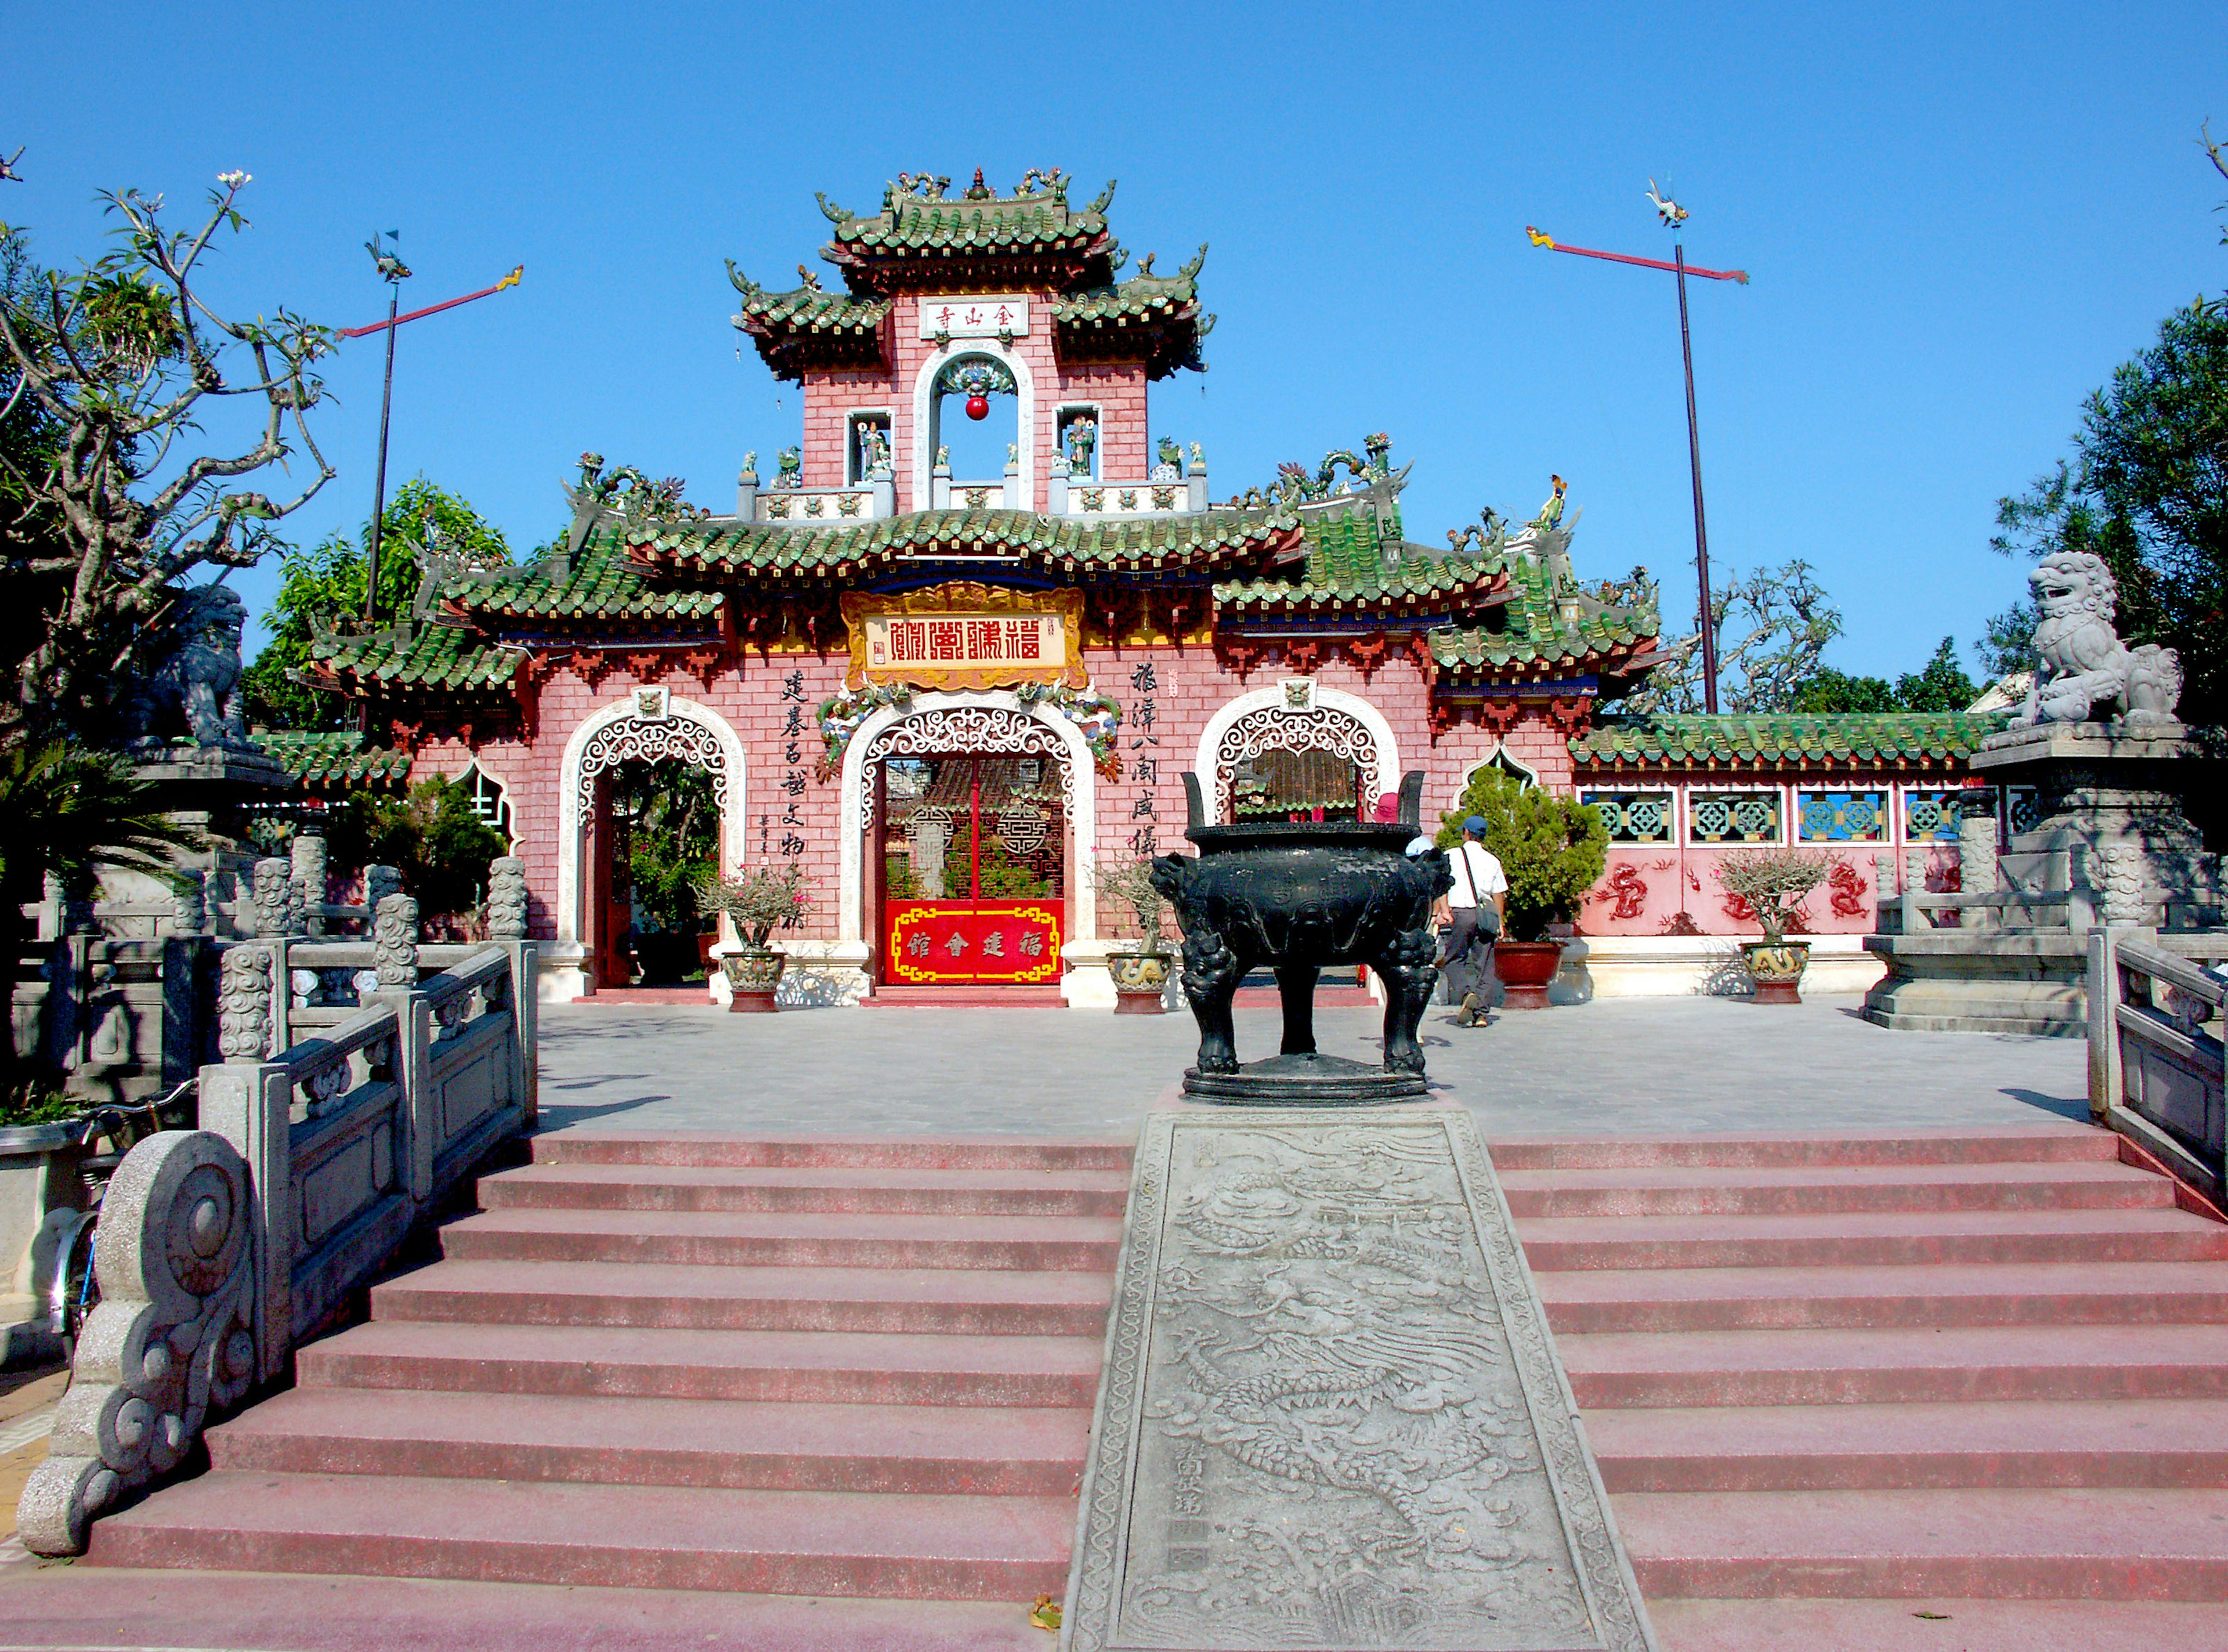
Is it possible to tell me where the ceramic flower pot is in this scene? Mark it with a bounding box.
[1741,941,1810,1005]
[1107,949,1171,1015]
[1491,939,1565,1010]
[721,947,786,1013]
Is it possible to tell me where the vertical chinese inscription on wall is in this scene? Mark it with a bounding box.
[779,670,808,858]
[1129,660,1162,857]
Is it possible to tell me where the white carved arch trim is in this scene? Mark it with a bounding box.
[911,342,1037,509]
[554,694,748,949]
[1193,683,1399,825]
[1461,743,1538,793]
[838,691,1096,945]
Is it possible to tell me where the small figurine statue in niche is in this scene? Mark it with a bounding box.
[1064,415,1097,480]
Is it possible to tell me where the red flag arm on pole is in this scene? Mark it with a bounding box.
[1524,229,1747,284]
[341,266,524,338]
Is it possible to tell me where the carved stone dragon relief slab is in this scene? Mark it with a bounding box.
[1065,1107,1654,1652]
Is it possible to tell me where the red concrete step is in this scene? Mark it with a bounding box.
[301,1317,1105,1409]
[0,1564,1058,1651]
[370,1259,1112,1337]
[1518,1206,2228,1271]
[1499,1161,2173,1219]
[1587,1399,2228,1492]
[531,1132,1133,1172]
[1648,1596,2228,1651]
[209,1387,1088,1496]
[1538,1261,2228,1334]
[1560,1323,2228,1408]
[439,1206,1123,1272]
[482,1161,1133,1217]
[1616,1485,2228,1600]
[1487,1127,2117,1172]
[86,1470,1076,1599]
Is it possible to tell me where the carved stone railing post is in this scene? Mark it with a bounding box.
[1871,853,1898,934]
[15,1131,258,1556]
[250,858,295,940]
[374,894,421,988]
[363,865,402,937]
[1902,848,1929,932]
[1956,814,1999,930]
[291,834,328,938]
[486,856,529,942]
[217,942,277,1062]
[166,868,207,938]
[2097,844,2147,927]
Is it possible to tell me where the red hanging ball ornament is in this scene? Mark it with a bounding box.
[964,393,990,421]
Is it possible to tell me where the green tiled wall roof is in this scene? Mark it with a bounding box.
[1215,507,1504,616]
[305,619,519,696]
[1571,711,2012,769]
[253,730,414,789]
[1428,544,1659,677]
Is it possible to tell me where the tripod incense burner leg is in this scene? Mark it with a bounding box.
[1179,927,1245,1074]
[1274,963,1320,1055]
[1375,927,1441,1075]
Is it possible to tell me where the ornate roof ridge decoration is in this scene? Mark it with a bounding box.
[728,262,894,381]
[1052,244,1213,378]
[622,505,1306,583]
[1421,504,1662,682]
[1569,709,2013,771]
[815,168,1122,297]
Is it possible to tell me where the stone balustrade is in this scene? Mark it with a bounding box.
[15,932,537,1556]
[2089,927,2228,1200]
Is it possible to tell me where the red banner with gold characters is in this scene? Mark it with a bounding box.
[841,583,1088,692]
[885,901,1063,985]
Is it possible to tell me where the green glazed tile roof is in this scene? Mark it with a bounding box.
[253,730,414,790]
[1427,538,1659,676]
[820,175,1116,292]
[626,506,1301,580]
[444,525,725,623]
[303,618,519,697]
[1214,505,1508,618]
[1052,250,1211,377]
[728,266,891,379]
[1570,710,2012,770]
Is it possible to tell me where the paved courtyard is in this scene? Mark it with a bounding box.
[539,993,2088,1141]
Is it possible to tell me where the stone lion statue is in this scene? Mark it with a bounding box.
[126,584,252,750]
[2016,550,2182,729]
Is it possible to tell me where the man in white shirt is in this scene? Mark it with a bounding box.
[1438,814,1508,1028]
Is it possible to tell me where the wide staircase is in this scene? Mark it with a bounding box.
[1503,1125,2228,1650]
[79,1132,1130,1632]
[35,1120,2228,1650]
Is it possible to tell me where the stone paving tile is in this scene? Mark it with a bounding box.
[538,995,2088,1142]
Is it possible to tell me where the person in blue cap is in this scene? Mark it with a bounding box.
[1437,814,1507,1027]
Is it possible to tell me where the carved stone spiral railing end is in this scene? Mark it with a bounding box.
[16,1131,256,1556]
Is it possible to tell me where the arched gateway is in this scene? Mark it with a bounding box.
[838,692,1099,986]
[556,690,747,986]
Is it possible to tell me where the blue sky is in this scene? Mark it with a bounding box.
[10,2,2225,679]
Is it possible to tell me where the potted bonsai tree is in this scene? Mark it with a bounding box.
[1713,848,1831,1003]
[697,862,813,1013]
[1091,855,1174,1014]
[1438,766,1607,1010]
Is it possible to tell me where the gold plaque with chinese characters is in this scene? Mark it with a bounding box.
[841,583,1088,692]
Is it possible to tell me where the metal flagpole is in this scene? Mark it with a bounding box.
[1526,189,1745,713]
[1673,243,1721,714]
[366,279,402,631]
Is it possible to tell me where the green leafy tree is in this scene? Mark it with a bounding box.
[1436,764,1608,942]
[607,761,719,933]
[1892,637,1979,711]
[1984,134,2226,723]
[1788,668,1897,713]
[241,479,510,731]
[320,775,505,927]
[0,173,334,747]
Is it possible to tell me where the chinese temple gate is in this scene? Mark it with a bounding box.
[296,168,2008,1005]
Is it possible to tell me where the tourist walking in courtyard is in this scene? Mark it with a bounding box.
[1439,815,1507,1027]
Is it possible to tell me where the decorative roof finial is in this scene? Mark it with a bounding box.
[964,167,993,200]
[1645,178,1688,232]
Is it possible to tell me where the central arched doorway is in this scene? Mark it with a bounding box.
[862,707,1072,986]
[840,694,1097,989]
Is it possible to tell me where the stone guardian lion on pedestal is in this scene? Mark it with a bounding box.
[2016,550,2182,729]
